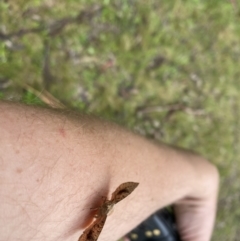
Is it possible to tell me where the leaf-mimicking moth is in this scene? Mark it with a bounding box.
[78,182,139,241]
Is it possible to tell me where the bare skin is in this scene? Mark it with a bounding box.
[0,101,219,241]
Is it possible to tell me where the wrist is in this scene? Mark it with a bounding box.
[189,157,219,201]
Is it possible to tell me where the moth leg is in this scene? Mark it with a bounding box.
[90,207,99,211]
[90,196,107,211]
[100,196,107,202]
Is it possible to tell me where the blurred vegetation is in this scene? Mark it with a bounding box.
[1,0,240,240]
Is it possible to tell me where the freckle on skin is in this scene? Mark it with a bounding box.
[16,168,23,174]
[59,127,66,138]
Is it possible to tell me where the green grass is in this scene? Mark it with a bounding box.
[1,0,240,240]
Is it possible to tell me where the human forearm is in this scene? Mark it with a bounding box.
[0,101,218,241]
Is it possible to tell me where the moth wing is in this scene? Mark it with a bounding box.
[111,182,139,204]
[78,215,107,241]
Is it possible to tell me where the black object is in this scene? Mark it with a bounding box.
[126,208,181,241]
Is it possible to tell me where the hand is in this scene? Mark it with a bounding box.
[174,165,219,241]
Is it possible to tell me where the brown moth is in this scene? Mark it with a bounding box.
[78,182,139,241]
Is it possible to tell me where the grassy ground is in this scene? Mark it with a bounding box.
[1,0,240,240]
